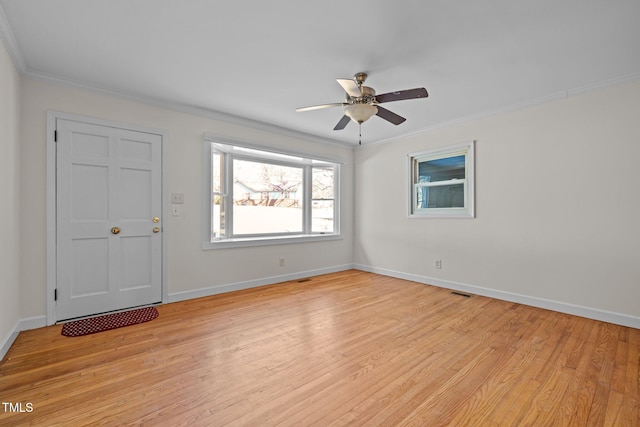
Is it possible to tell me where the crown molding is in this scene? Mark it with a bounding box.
[23,67,352,148]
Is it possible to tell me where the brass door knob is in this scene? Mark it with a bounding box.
[153,227,160,233]
[111,227,121,235]
[153,217,160,223]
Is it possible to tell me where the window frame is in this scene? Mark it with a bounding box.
[408,140,475,218]
[202,135,341,249]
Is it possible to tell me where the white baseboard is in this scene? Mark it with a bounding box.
[20,315,47,331]
[0,321,20,361]
[0,315,47,361]
[354,264,640,329]
[167,264,355,303]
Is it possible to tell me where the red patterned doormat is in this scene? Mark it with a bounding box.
[61,306,159,337]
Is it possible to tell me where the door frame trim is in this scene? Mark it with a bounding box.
[46,111,168,325]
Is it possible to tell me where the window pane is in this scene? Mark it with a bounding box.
[212,152,222,193]
[312,167,334,199]
[212,195,225,238]
[312,200,334,233]
[312,167,334,233]
[232,159,303,235]
[211,151,225,239]
[418,155,465,183]
[415,183,465,209]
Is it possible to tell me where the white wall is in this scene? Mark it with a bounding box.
[354,81,640,326]
[19,78,354,320]
[0,37,21,358]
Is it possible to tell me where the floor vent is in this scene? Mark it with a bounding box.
[451,291,472,298]
[297,278,312,283]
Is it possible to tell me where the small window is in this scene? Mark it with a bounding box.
[204,137,341,248]
[409,141,475,218]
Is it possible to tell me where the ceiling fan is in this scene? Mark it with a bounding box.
[296,72,428,143]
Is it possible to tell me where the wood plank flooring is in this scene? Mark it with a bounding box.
[1,270,638,426]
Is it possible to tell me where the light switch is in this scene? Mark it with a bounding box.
[171,193,184,204]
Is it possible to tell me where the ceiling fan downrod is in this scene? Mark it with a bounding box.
[354,72,368,87]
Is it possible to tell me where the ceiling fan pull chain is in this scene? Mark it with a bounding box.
[359,122,362,145]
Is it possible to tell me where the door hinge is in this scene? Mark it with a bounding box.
[54,289,57,301]
[54,130,57,142]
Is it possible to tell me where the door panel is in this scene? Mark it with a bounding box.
[71,238,109,296]
[121,236,152,289]
[72,164,109,219]
[56,119,162,321]
[121,168,152,218]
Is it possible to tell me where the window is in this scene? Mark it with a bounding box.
[409,141,475,218]
[204,137,340,248]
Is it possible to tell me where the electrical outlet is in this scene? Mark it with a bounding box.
[279,258,285,267]
[436,260,442,269]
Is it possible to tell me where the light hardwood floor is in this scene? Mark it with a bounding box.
[1,270,638,426]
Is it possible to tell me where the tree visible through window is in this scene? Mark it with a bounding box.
[207,141,340,244]
[232,159,303,235]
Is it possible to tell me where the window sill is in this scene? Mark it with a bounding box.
[202,233,342,250]
[409,208,474,218]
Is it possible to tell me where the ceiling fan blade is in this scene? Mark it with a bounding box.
[336,78,362,97]
[376,106,406,125]
[375,87,428,104]
[296,103,345,112]
[333,115,351,130]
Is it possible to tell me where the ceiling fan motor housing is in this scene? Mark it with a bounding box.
[357,85,376,99]
[344,85,378,123]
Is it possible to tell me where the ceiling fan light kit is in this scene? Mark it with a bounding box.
[344,103,378,123]
[296,72,428,144]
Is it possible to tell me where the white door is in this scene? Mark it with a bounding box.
[56,118,163,321]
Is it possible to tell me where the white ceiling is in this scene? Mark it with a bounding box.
[1,0,640,146]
